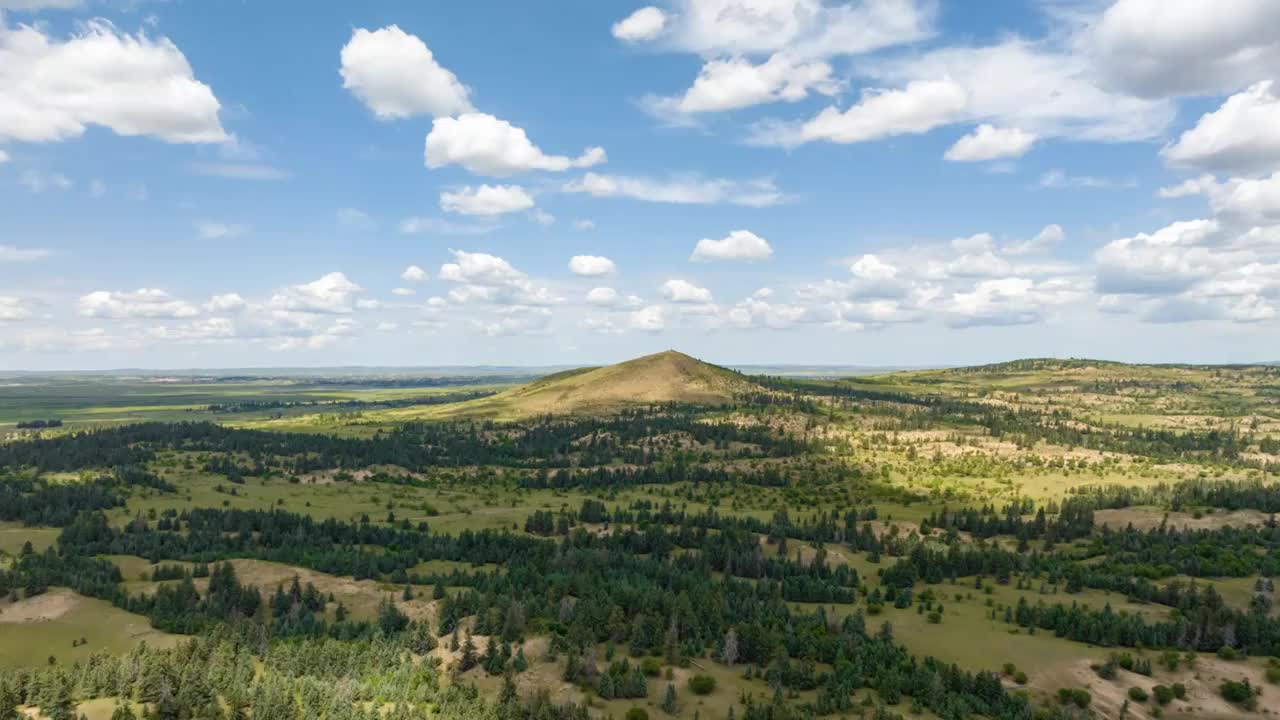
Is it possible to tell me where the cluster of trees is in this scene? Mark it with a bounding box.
[14,419,62,429]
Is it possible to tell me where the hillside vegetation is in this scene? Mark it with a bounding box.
[420,350,760,419]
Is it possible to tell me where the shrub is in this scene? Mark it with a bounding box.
[1014,671,1028,685]
[687,675,716,695]
[626,708,649,720]
[1216,645,1242,661]
[1002,663,1016,676]
[1220,679,1256,709]
[640,658,662,677]
[1151,685,1174,705]
[1266,665,1280,685]
[926,611,942,624]
[1171,683,1186,700]
[1056,688,1091,709]
[1128,687,1148,702]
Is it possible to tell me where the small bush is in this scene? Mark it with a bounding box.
[1220,679,1256,709]
[1002,663,1016,676]
[640,658,662,677]
[1056,688,1091,709]
[687,675,716,695]
[1171,683,1186,700]
[626,708,649,720]
[1216,645,1242,661]
[1128,687,1148,702]
[1014,671,1028,685]
[1151,685,1174,705]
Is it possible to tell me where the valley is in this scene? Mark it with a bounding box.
[1,352,1278,720]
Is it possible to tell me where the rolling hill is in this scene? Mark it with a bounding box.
[424,350,759,419]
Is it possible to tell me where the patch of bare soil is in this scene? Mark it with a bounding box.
[0,589,79,623]
[1095,508,1269,531]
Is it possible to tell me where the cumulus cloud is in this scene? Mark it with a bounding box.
[629,305,665,331]
[0,18,226,144]
[440,184,535,216]
[946,277,1085,328]
[1087,0,1280,98]
[1161,81,1280,173]
[622,0,933,117]
[1159,173,1280,225]
[425,113,605,176]
[753,79,967,147]
[205,293,246,314]
[568,255,616,276]
[1004,224,1065,256]
[439,249,560,306]
[690,230,773,261]
[401,265,428,282]
[645,53,837,117]
[268,272,365,314]
[1094,219,1226,296]
[563,172,783,206]
[612,6,668,42]
[0,296,31,322]
[661,278,713,303]
[339,26,473,119]
[944,124,1036,162]
[79,288,199,319]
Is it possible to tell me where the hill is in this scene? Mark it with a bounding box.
[424,350,758,419]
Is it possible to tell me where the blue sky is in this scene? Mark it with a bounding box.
[1,0,1278,369]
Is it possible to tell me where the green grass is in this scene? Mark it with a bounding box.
[0,522,59,555]
[0,588,183,668]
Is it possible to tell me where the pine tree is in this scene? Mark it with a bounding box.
[661,683,678,714]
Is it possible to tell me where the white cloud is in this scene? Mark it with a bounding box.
[944,124,1036,162]
[337,207,376,231]
[0,244,50,261]
[401,265,428,282]
[268,272,364,314]
[1040,170,1135,190]
[856,38,1175,144]
[79,288,199,319]
[946,277,1085,328]
[1094,219,1226,295]
[1159,172,1280,225]
[0,149,9,164]
[0,18,226,144]
[628,0,932,117]
[398,216,497,235]
[646,53,838,116]
[754,79,967,147]
[440,184,535,216]
[0,296,30,322]
[1088,0,1280,98]
[391,287,416,297]
[690,229,773,262]
[0,1,82,10]
[196,221,243,240]
[439,249,561,306]
[563,172,783,206]
[474,306,553,337]
[205,293,246,313]
[425,113,605,176]
[629,305,665,332]
[573,219,596,230]
[1161,81,1280,173]
[188,163,289,180]
[19,169,71,192]
[1004,224,1065,256]
[568,255,617,276]
[612,6,668,42]
[662,278,713,303]
[586,287,619,305]
[530,209,556,226]
[339,26,473,119]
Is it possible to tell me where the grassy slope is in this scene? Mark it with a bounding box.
[415,351,759,420]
